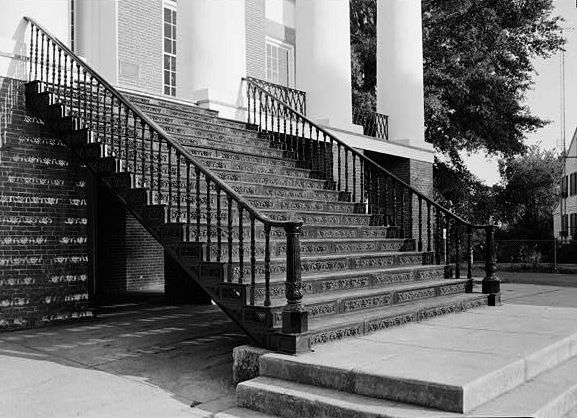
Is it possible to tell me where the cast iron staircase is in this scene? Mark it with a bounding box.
[22,17,501,353]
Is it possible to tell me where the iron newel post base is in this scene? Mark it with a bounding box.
[282,223,309,334]
[482,225,501,306]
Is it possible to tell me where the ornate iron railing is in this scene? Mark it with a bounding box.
[25,17,309,331]
[353,108,389,140]
[244,77,501,305]
[246,76,307,116]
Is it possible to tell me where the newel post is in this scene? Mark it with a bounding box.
[282,222,308,333]
[482,225,501,306]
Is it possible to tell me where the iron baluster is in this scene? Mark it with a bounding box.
[238,205,244,284]
[57,48,62,99]
[206,178,211,261]
[195,166,201,241]
[147,122,152,198]
[227,195,233,282]
[337,144,341,190]
[123,106,129,170]
[264,224,271,307]
[167,144,172,219]
[250,216,256,305]
[345,149,349,194]
[156,131,162,203]
[51,42,55,86]
[216,187,222,262]
[176,152,181,223]
[467,225,473,280]
[186,162,191,239]
[418,197,423,251]
[33,26,38,79]
[427,202,432,252]
[40,32,44,81]
[455,222,461,279]
[400,188,405,238]
[352,154,356,202]
[76,63,80,119]
[89,75,94,127]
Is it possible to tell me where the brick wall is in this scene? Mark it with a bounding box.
[95,182,164,298]
[246,0,267,80]
[0,77,91,330]
[117,0,163,95]
[365,152,434,243]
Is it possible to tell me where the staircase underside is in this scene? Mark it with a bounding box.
[25,81,488,353]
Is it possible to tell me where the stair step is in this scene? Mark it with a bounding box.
[239,356,577,418]
[258,303,577,414]
[225,251,434,281]
[252,264,444,303]
[266,279,471,320]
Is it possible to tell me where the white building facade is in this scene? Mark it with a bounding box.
[1,0,433,188]
[554,128,577,239]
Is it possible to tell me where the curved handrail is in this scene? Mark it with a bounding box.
[25,16,299,230]
[244,77,490,230]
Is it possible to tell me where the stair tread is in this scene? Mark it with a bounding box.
[306,291,484,332]
[471,352,577,416]
[250,264,444,287]
[270,278,470,309]
[238,376,454,417]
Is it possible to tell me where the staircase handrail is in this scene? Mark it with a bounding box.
[25,16,311,331]
[24,16,298,230]
[245,77,487,230]
[244,77,501,306]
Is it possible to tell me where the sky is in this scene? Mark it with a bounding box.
[463,0,577,185]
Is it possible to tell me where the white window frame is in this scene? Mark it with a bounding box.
[265,37,295,88]
[163,1,177,96]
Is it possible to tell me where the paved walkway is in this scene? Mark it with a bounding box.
[1,274,577,417]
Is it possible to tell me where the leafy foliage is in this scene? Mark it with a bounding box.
[494,146,563,239]
[423,0,564,165]
[350,0,565,164]
[350,0,377,113]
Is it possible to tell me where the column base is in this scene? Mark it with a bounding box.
[282,309,309,334]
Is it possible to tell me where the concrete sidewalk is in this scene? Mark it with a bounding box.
[2,277,577,417]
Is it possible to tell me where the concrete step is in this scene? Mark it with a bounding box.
[239,357,577,418]
[254,303,577,414]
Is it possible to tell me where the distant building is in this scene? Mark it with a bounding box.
[554,128,577,239]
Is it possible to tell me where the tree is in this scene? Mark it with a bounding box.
[350,0,376,113]
[350,0,565,165]
[423,0,564,165]
[434,159,496,224]
[495,146,562,239]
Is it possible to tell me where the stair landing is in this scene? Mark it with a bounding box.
[238,303,577,416]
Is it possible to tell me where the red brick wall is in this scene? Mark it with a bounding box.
[95,183,164,298]
[0,77,91,330]
[117,0,163,95]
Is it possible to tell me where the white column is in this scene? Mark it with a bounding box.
[377,0,426,146]
[295,0,354,131]
[177,0,247,120]
[76,0,119,85]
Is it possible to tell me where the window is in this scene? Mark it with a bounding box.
[570,173,577,196]
[562,214,569,236]
[562,176,569,198]
[266,39,294,87]
[163,4,176,96]
[571,213,577,237]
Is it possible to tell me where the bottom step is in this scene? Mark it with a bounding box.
[240,304,577,415]
[239,352,577,418]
